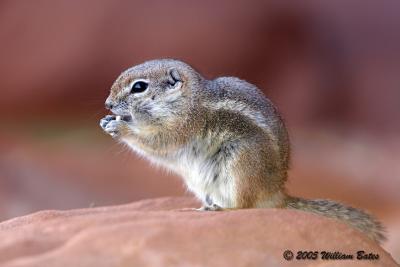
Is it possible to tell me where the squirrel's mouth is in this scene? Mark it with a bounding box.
[115,115,133,122]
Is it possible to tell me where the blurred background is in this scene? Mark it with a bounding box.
[0,0,399,260]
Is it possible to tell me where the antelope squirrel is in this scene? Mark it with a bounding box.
[100,59,385,243]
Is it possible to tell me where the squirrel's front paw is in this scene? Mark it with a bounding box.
[100,115,127,138]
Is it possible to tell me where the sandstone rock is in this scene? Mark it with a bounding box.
[0,197,398,267]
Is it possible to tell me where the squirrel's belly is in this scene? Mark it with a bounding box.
[124,137,237,208]
[174,156,237,208]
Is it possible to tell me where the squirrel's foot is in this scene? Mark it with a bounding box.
[100,115,128,138]
[197,204,223,211]
[178,204,223,212]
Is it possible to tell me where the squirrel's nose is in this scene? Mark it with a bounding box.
[105,99,114,110]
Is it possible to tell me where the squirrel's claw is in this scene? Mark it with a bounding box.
[100,115,125,138]
[99,115,115,129]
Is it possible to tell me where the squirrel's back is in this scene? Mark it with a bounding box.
[202,76,290,171]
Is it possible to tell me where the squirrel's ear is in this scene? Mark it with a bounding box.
[167,68,183,89]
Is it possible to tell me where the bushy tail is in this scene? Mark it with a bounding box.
[286,196,386,243]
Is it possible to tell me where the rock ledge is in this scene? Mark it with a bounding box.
[0,197,398,267]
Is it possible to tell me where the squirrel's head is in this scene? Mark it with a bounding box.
[105,59,203,134]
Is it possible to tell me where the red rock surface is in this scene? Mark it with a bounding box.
[0,197,398,267]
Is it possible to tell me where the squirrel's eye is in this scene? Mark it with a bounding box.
[131,81,148,94]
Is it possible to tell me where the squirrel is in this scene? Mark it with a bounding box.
[100,59,385,243]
